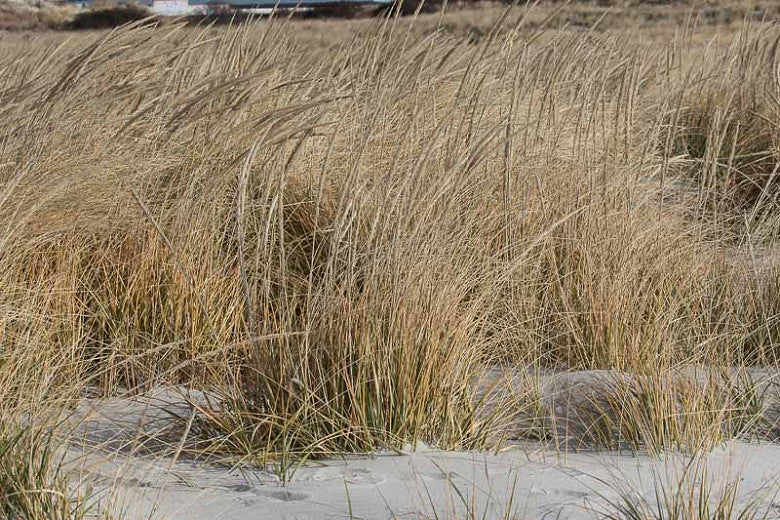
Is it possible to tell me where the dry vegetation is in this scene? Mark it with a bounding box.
[1,2,780,518]
[0,0,74,30]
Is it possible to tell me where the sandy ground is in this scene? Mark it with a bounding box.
[63,374,780,519]
[68,442,780,519]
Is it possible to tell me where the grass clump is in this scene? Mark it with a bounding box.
[662,24,780,222]
[0,423,105,520]
[593,455,773,520]
[553,370,773,454]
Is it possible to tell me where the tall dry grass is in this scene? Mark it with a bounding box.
[0,5,779,476]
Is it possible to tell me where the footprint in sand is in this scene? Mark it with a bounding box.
[287,466,386,486]
[228,484,310,502]
[89,472,154,490]
[419,471,454,482]
[228,484,255,493]
[259,490,310,502]
[123,476,154,488]
[292,466,343,483]
[529,485,589,500]
[343,468,387,485]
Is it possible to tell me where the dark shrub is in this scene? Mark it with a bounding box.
[71,3,152,29]
[301,4,360,19]
[374,0,442,16]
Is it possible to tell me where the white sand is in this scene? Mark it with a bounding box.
[63,376,780,519]
[69,442,780,519]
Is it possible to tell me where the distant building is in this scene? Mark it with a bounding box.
[190,0,392,10]
[151,0,189,14]
[67,0,391,15]
[71,0,153,10]
[70,0,205,14]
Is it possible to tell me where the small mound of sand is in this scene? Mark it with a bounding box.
[479,368,780,450]
[68,386,213,456]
